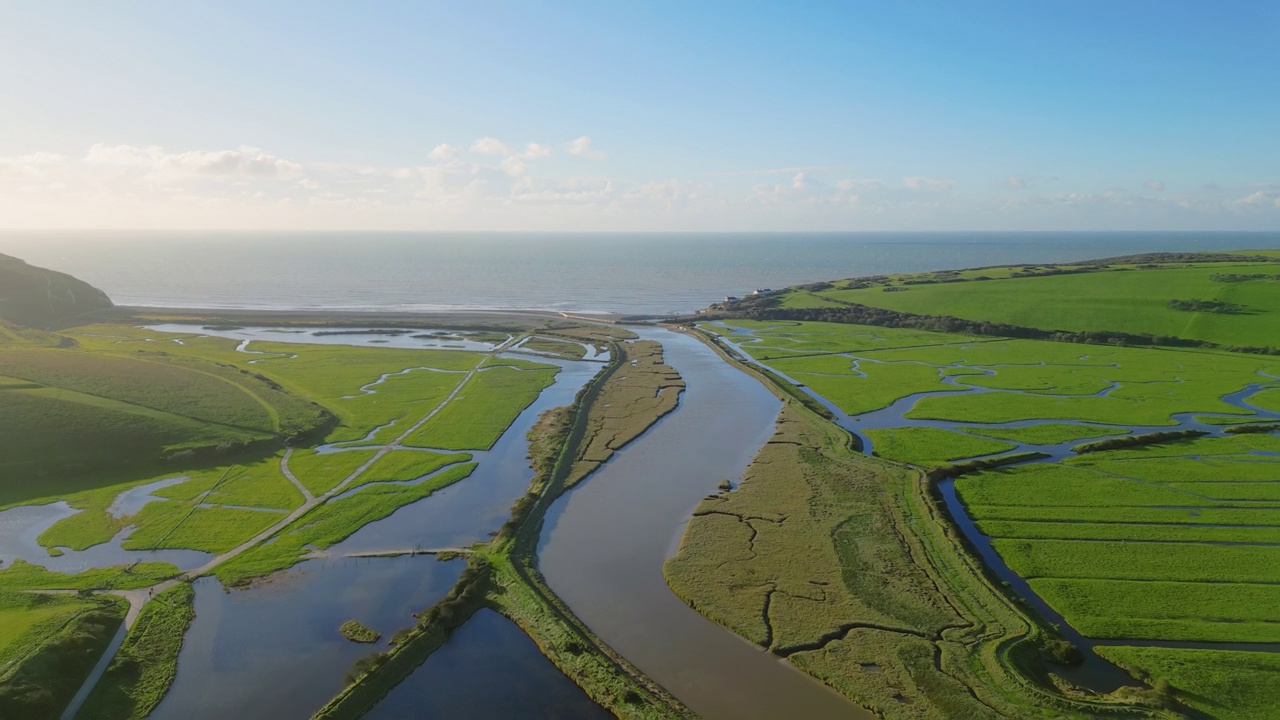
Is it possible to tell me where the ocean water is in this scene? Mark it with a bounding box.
[2,231,1277,316]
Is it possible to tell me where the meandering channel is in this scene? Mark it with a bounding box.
[538,327,869,720]
[712,323,1280,692]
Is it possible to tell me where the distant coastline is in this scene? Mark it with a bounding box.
[4,231,1278,317]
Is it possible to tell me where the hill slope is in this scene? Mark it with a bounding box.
[0,253,113,327]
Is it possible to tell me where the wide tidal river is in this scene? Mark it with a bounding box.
[539,327,868,719]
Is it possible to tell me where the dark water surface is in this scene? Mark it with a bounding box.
[363,609,610,720]
[538,327,869,720]
[150,556,463,720]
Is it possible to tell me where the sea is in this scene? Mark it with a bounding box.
[2,231,1278,317]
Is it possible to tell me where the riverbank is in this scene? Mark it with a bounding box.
[310,337,692,719]
[100,305,634,330]
[668,325,1186,718]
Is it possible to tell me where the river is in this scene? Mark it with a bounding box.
[538,327,870,720]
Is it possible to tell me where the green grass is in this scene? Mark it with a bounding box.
[520,337,587,359]
[1095,646,1280,720]
[962,423,1128,445]
[355,450,472,486]
[123,504,288,554]
[968,504,1280,525]
[976,519,1280,544]
[286,448,379,495]
[242,342,479,443]
[80,583,196,720]
[0,348,275,433]
[402,364,557,450]
[0,591,112,669]
[810,262,1280,346]
[155,455,303,510]
[1252,387,1280,412]
[770,355,955,415]
[866,426,1016,465]
[0,596,125,720]
[955,464,1225,507]
[214,462,477,584]
[338,620,381,643]
[0,560,181,591]
[1030,578,1280,642]
[992,538,1280,583]
[710,320,977,359]
[0,391,259,507]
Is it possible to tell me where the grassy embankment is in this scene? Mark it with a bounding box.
[0,591,126,720]
[78,583,196,720]
[312,337,692,720]
[691,254,1280,718]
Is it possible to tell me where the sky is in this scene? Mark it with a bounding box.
[1,1,1278,232]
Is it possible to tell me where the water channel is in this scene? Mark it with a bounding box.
[538,327,870,720]
[0,325,613,719]
[711,322,1280,692]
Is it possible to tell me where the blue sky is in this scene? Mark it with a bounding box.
[1,1,1277,230]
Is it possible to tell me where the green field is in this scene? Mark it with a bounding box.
[782,261,1280,347]
[962,423,1128,445]
[865,426,1016,465]
[701,287,1280,720]
[402,362,557,450]
[1095,646,1280,720]
[214,462,478,584]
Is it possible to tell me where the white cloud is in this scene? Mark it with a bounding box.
[84,143,302,179]
[791,172,810,190]
[1233,190,1280,208]
[500,155,529,177]
[0,152,65,177]
[1144,180,1165,191]
[565,135,606,159]
[904,176,953,191]
[470,137,514,156]
[522,142,551,159]
[428,144,460,162]
[836,178,884,191]
[1004,175,1034,190]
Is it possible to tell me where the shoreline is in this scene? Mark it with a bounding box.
[90,305,644,329]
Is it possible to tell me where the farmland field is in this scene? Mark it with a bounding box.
[698,256,1280,718]
[772,260,1280,347]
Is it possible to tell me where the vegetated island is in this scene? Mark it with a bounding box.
[671,248,1280,720]
[339,620,381,644]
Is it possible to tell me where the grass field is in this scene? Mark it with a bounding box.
[700,307,1280,719]
[214,462,477,584]
[962,423,1128,445]
[710,319,978,358]
[402,362,558,450]
[287,448,379,495]
[80,583,196,720]
[0,593,125,720]
[866,426,1016,465]
[1094,646,1280,720]
[520,336,588,359]
[794,261,1280,346]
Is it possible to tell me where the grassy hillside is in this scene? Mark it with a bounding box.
[759,254,1280,348]
[0,253,113,327]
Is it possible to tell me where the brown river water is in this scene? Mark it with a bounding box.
[538,327,869,720]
